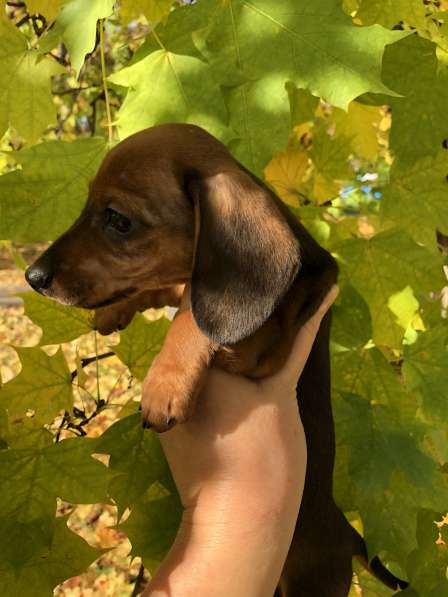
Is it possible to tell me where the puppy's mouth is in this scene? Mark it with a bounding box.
[38,285,137,310]
[81,288,137,310]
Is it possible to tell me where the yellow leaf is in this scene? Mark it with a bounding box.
[313,172,340,205]
[309,125,350,204]
[26,0,62,21]
[264,148,309,207]
[388,286,425,345]
[333,102,382,161]
[119,0,174,24]
[388,286,420,331]
[293,122,312,144]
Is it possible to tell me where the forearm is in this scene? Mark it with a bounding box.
[145,491,300,597]
[143,419,307,597]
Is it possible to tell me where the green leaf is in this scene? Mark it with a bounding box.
[332,283,372,349]
[355,0,448,54]
[335,229,444,347]
[405,509,448,595]
[355,0,427,29]
[1,347,73,425]
[21,292,93,345]
[382,35,448,167]
[121,492,182,574]
[381,150,448,248]
[39,0,116,76]
[0,415,53,450]
[286,84,319,127]
[334,393,448,565]
[0,514,101,596]
[0,137,106,242]
[332,346,418,420]
[224,77,291,173]
[96,413,175,517]
[194,0,408,110]
[0,15,63,142]
[403,324,448,423]
[111,0,407,169]
[0,437,109,570]
[336,393,432,498]
[109,47,230,145]
[113,313,170,381]
[0,437,110,521]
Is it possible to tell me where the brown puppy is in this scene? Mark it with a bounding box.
[26,124,408,596]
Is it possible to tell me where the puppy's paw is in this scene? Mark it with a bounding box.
[94,303,136,335]
[141,365,196,432]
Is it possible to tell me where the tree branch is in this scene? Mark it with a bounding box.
[70,351,115,382]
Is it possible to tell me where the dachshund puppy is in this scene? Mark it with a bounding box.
[25,123,408,596]
[25,123,335,430]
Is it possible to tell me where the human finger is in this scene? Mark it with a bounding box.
[277,284,339,386]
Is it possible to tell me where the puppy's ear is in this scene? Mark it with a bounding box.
[186,168,301,345]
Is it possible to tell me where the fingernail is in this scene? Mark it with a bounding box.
[328,284,339,302]
[320,285,339,313]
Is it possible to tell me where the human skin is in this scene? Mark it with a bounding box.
[142,285,339,597]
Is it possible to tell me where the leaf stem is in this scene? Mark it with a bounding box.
[93,331,101,404]
[99,18,113,144]
[151,28,167,51]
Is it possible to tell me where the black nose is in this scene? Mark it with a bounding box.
[25,264,53,291]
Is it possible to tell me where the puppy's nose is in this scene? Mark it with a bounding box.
[25,264,53,291]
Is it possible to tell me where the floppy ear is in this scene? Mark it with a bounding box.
[186,168,301,345]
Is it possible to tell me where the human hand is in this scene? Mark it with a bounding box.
[143,284,339,597]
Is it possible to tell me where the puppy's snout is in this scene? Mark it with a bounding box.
[25,261,54,292]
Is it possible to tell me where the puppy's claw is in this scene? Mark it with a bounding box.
[166,416,177,429]
[141,415,178,433]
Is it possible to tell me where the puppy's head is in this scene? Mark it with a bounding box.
[26,124,301,344]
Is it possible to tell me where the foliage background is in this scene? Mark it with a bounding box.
[0,0,448,594]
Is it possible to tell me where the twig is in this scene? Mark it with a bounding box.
[31,14,46,36]
[70,351,115,382]
[49,50,70,67]
[52,85,99,96]
[15,14,30,27]
[55,410,70,443]
[131,563,146,597]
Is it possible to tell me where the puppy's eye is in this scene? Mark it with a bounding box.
[105,208,132,234]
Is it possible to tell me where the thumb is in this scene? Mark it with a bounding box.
[277,285,339,387]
